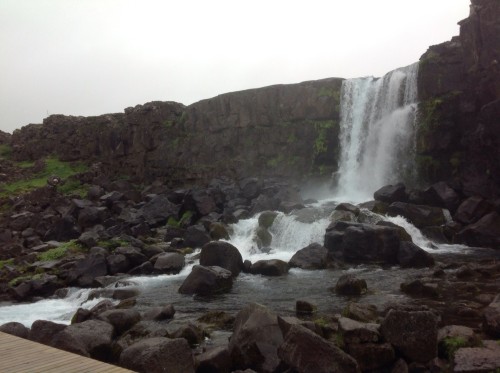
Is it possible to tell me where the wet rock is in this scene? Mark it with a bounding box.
[397,241,435,268]
[482,294,500,338]
[209,222,230,240]
[143,305,175,321]
[0,322,29,338]
[199,241,243,276]
[330,209,357,223]
[196,346,231,373]
[97,309,141,335]
[391,358,409,373]
[250,259,288,276]
[359,200,389,215]
[277,315,319,336]
[129,261,153,275]
[421,225,450,243]
[255,226,272,247]
[377,221,413,242]
[67,253,108,287]
[289,242,329,270]
[387,202,446,228]
[342,302,378,323]
[138,194,179,227]
[106,254,131,275]
[164,226,185,242]
[334,274,367,296]
[380,308,438,363]
[29,320,67,345]
[454,196,493,225]
[347,342,395,371]
[239,178,262,200]
[71,308,92,324]
[184,225,211,248]
[374,183,408,204]
[119,337,195,373]
[453,340,500,373]
[52,319,114,360]
[438,325,479,359]
[400,278,440,298]
[455,212,500,248]
[153,252,185,274]
[229,303,283,373]
[296,299,317,315]
[114,246,147,267]
[178,265,233,295]
[338,317,380,344]
[420,181,460,213]
[258,211,278,228]
[197,311,235,330]
[278,324,360,373]
[171,323,204,346]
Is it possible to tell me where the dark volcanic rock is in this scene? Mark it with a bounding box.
[482,294,500,338]
[374,183,408,204]
[119,337,195,373]
[420,181,460,212]
[278,324,360,373]
[228,303,283,373]
[335,274,367,296]
[387,202,446,228]
[199,241,243,276]
[380,308,438,363]
[0,322,29,339]
[97,309,141,335]
[455,212,500,248]
[289,242,329,269]
[153,252,185,274]
[347,342,395,371]
[397,241,435,268]
[183,225,211,248]
[454,196,493,225]
[178,265,233,295]
[250,259,289,276]
[29,320,67,345]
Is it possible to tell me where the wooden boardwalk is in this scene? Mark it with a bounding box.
[0,331,135,373]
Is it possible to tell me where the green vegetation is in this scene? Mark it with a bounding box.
[317,87,341,102]
[449,152,462,175]
[266,154,285,168]
[0,144,12,159]
[37,240,84,262]
[167,210,194,228]
[9,273,44,287]
[0,157,88,197]
[162,119,174,128]
[0,258,14,270]
[179,111,189,125]
[439,337,470,359]
[312,120,336,156]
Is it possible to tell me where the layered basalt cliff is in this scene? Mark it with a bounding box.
[417,0,500,198]
[10,78,343,186]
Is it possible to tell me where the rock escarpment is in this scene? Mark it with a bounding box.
[10,78,343,185]
[417,0,500,198]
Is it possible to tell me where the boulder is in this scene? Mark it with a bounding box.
[199,241,243,276]
[0,322,29,338]
[195,346,231,373]
[178,265,233,295]
[482,294,500,338]
[347,342,395,371]
[209,222,230,240]
[420,181,460,212]
[106,254,131,275]
[129,261,154,275]
[324,221,401,264]
[296,299,317,315]
[119,337,195,373]
[52,319,114,360]
[114,246,148,267]
[171,323,204,346]
[397,241,435,268]
[335,274,367,296]
[338,317,380,344]
[29,320,67,345]
[97,309,141,335]
[143,305,176,321]
[387,202,446,228]
[289,242,328,270]
[374,183,408,203]
[139,195,178,227]
[342,303,378,323]
[229,303,283,373]
[183,225,211,248]
[250,259,288,276]
[258,211,278,229]
[68,254,108,287]
[380,308,438,363]
[278,324,360,373]
[455,212,500,248]
[438,325,480,359]
[454,196,493,225]
[400,278,440,298]
[153,252,185,274]
[452,340,500,373]
[255,226,272,247]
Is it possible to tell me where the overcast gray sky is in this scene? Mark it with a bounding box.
[0,0,470,133]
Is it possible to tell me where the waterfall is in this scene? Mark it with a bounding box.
[335,63,419,202]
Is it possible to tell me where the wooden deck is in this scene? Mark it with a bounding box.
[0,331,135,373]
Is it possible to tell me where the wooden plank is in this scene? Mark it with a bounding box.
[0,332,135,373]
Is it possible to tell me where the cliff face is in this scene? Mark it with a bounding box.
[10,78,343,185]
[417,0,500,198]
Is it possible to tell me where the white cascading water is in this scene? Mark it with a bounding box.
[335,63,419,202]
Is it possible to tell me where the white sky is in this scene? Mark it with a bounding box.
[0,0,470,133]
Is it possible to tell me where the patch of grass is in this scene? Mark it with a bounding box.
[162,119,174,128]
[440,337,469,360]
[0,258,14,269]
[0,157,88,197]
[58,179,89,197]
[167,211,194,228]
[9,273,43,287]
[0,144,12,159]
[37,240,84,262]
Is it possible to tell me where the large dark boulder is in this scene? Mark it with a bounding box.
[289,242,328,269]
[324,221,401,264]
[454,212,500,248]
[335,274,367,296]
[183,225,211,248]
[228,303,283,373]
[52,319,114,360]
[380,308,438,363]
[153,252,185,274]
[0,322,29,339]
[200,241,243,276]
[483,294,500,338]
[106,254,131,275]
[250,259,288,276]
[454,196,493,225]
[119,337,195,373]
[195,346,231,373]
[114,246,148,267]
[178,265,233,295]
[374,183,408,204]
[397,241,435,268]
[420,182,460,213]
[138,195,179,227]
[387,202,446,228]
[67,253,108,287]
[97,309,141,335]
[29,320,67,345]
[278,324,360,373]
[347,343,395,371]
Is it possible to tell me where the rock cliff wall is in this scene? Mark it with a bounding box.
[10,78,343,186]
[417,0,500,198]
